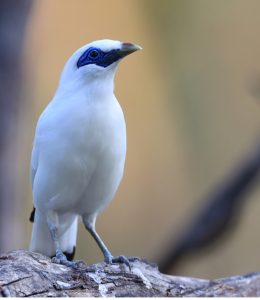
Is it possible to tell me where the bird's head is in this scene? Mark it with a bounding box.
[59,39,142,90]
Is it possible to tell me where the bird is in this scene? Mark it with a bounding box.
[29,39,141,268]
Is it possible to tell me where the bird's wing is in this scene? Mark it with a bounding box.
[29,140,39,222]
[30,105,49,190]
[30,140,39,190]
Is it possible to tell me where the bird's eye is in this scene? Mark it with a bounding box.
[89,49,99,59]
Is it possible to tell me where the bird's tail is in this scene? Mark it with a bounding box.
[29,209,78,260]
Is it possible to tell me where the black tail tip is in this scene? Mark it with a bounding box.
[64,246,76,261]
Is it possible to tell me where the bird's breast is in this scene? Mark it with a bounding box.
[34,95,126,214]
[76,98,126,160]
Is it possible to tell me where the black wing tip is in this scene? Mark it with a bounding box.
[29,207,36,223]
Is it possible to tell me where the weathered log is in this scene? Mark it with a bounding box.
[0,250,259,297]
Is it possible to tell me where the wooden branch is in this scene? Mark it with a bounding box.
[0,250,259,297]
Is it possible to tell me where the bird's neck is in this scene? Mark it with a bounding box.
[56,73,115,100]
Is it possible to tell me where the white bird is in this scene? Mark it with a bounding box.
[29,39,141,267]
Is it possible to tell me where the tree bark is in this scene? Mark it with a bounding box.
[0,250,259,297]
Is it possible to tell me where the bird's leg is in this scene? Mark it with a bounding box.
[47,212,77,268]
[83,215,131,269]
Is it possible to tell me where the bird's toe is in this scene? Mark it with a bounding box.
[110,255,131,270]
[52,249,80,269]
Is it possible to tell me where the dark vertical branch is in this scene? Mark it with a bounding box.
[159,140,260,273]
[0,0,32,252]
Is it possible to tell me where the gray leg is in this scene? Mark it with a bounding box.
[47,212,77,268]
[83,214,131,268]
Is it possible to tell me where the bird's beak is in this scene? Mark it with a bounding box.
[119,43,142,58]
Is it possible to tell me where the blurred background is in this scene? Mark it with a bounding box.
[0,0,260,279]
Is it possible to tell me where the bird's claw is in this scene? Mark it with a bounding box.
[105,254,132,270]
[52,256,77,268]
[52,249,80,269]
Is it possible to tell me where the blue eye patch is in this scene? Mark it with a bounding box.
[77,47,122,68]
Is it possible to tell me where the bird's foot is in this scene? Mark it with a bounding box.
[52,249,81,269]
[104,254,137,271]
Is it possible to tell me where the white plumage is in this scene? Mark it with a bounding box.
[29,39,141,267]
